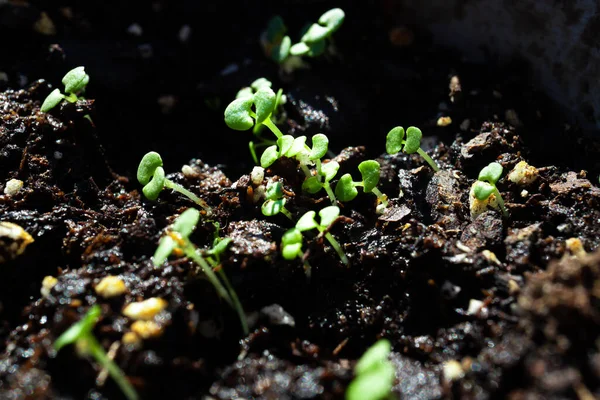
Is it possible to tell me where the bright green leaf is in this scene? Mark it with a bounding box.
[385,126,404,154]
[335,173,358,202]
[285,136,307,157]
[262,199,285,216]
[301,23,330,43]
[265,181,284,200]
[355,339,392,375]
[302,176,323,194]
[309,133,329,160]
[224,97,254,130]
[253,87,276,124]
[260,145,279,168]
[296,211,318,231]
[40,89,65,113]
[172,208,200,238]
[346,363,395,400]
[137,151,163,185]
[478,162,503,184]
[142,166,165,201]
[278,135,294,156]
[54,305,101,351]
[282,242,302,260]
[319,8,345,33]
[358,160,381,193]
[403,126,422,154]
[290,42,310,56]
[473,181,495,201]
[320,160,339,182]
[62,66,89,94]
[319,205,340,227]
[153,235,177,266]
[281,228,303,245]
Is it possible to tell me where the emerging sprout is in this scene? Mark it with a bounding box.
[153,209,248,334]
[281,205,349,269]
[335,160,389,213]
[291,8,345,58]
[41,66,90,113]
[346,339,395,400]
[261,181,293,219]
[137,151,211,214]
[472,162,508,217]
[386,126,440,172]
[54,305,139,400]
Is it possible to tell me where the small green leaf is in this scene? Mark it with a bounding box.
[272,36,291,63]
[478,162,503,184]
[285,136,307,157]
[262,199,285,216]
[40,89,65,113]
[208,237,232,257]
[282,242,302,260]
[302,176,323,194]
[62,66,89,94]
[172,208,200,238]
[253,87,276,124]
[403,126,422,154]
[355,339,392,375]
[346,363,395,400]
[386,126,405,154]
[54,305,102,351]
[319,8,345,33]
[335,173,358,202]
[153,235,177,266]
[473,181,495,200]
[137,151,163,185]
[278,135,294,156]
[309,133,329,160]
[301,23,330,43]
[142,166,165,201]
[224,97,254,131]
[265,15,286,42]
[296,211,318,231]
[318,205,340,227]
[236,87,253,99]
[251,78,272,91]
[281,228,303,245]
[274,88,285,109]
[290,42,310,56]
[358,160,381,193]
[265,181,284,200]
[320,160,339,182]
[260,145,279,168]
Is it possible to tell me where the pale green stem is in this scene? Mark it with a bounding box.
[86,336,139,400]
[492,186,509,217]
[184,245,233,306]
[315,159,337,205]
[300,163,312,178]
[261,117,284,139]
[216,268,249,335]
[280,206,293,220]
[164,179,211,214]
[324,232,349,266]
[416,148,440,172]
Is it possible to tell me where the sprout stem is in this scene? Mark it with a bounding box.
[371,187,388,209]
[163,180,211,214]
[261,117,284,139]
[324,232,349,265]
[216,269,249,335]
[185,246,233,306]
[416,148,440,172]
[86,336,139,400]
[280,206,293,220]
[492,187,509,217]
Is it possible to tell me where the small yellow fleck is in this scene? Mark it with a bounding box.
[122,332,142,347]
[122,297,168,320]
[565,238,586,258]
[508,280,520,295]
[4,179,23,195]
[95,276,128,298]
[41,276,58,298]
[442,360,464,382]
[481,250,501,265]
[131,320,164,339]
[437,116,452,127]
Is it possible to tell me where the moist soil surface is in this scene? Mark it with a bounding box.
[1,1,600,399]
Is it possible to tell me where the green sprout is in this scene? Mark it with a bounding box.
[137,151,211,214]
[335,160,389,213]
[346,339,395,400]
[281,205,349,268]
[153,208,248,334]
[41,66,90,113]
[261,181,293,220]
[473,162,508,217]
[261,133,339,205]
[54,305,139,400]
[290,8,345,58]
[386,126,440,172]
[260,15,293,64]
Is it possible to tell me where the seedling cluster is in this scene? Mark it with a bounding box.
[54,305,139,400]
[260,8,345,71]
[386,126,440,172]
[41,66,90,113]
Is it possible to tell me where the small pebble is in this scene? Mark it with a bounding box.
[41,276,58,298]
[95,276,128,298]
[123,297,168,320]
[127,23,143,37]
[437,116,452,126]
[4,179,23,195]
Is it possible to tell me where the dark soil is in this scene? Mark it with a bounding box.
[1,1,600,399]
